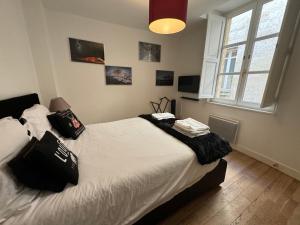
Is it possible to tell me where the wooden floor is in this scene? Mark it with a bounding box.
[157,151,300,225]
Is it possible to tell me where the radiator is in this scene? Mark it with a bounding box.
[208,115,239,144]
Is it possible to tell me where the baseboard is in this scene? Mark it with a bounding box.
[232,144,300,181]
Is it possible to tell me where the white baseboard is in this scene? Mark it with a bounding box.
[232,144,300,181]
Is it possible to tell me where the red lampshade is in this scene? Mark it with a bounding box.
[149,0,188,34]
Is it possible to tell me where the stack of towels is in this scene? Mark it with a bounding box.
[173,118,210,138]
[152,112,175,120]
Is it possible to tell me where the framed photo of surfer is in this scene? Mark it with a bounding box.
[139,41,161,62]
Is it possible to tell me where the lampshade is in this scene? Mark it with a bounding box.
[49,97,71,112]
[149,0,188,34]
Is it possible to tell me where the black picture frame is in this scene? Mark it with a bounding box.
[69,38,105,64]
[139,41,161,62]
[156,70,174,86]
[105,66,132,85]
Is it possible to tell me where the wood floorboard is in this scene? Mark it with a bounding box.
[157,151,300,225]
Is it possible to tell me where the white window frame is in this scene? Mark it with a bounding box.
[212,0,287,112]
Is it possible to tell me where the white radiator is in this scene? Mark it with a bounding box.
[208,115,239,144]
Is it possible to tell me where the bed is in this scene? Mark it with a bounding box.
[0,93,227,225]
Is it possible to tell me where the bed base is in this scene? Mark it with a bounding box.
[135,159,227,225]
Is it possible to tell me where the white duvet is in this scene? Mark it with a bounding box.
[4,118,218,225]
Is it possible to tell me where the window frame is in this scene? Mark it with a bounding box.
[212,0,286,112]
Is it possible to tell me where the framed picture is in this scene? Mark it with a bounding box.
[69,38,105,64]
[156,70,174,86]
[139,41,161,62]
[105,66,132,85]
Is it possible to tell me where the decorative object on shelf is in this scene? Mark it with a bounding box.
[149,0,188,34]
[139,41,161,62]
[150,97,171,113]
[156,70,174,86]
[105,66,132,85]
[69,38,105,64]
[49,97,71,112]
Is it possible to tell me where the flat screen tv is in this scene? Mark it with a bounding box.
[178,75,200,93]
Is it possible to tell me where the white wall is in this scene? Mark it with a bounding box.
[45,10,180,124]
[22,0,58,106]
[0,0,39,100]
[178,25,300,180]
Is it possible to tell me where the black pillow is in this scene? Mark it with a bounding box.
[7,137,68,192]
[34,131,79,185]
[47,109,85,140]
[8,132,79,192]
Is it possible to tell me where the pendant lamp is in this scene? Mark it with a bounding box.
[149,0,188,34]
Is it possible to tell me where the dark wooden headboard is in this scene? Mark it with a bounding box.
[0,93,40,119]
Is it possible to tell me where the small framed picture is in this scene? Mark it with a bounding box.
[105,66,132,85]
[139,41,161,62]
[69,38,105,64]
[156,70,174,86]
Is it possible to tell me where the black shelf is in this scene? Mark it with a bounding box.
[181,97,200,101]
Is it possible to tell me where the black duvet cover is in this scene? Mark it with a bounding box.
[139,114,232,165]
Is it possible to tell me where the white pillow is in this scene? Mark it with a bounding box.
[0,165,39,223]
[21,104,52,140]
[0,118,39,222]
[0,117,29,164]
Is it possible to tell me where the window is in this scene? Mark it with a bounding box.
[214,0,288,109]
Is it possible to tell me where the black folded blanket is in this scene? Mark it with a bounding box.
[139,114,232,165]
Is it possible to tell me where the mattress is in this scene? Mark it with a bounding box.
[4,117,219,225]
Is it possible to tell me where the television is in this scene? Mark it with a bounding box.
[178,75,200,93]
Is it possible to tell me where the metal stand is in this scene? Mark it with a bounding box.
[150,97,170,113]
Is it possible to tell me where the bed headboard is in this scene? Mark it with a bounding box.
[0,93,40,119]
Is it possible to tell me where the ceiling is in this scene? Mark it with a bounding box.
[42,0,252,30]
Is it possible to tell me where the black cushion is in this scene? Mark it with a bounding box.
[47,109,85,140]
[7,137,67,192]
[35,131,79,185]
[8,131,79,192]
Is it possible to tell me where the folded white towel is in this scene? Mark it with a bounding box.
[152,112,175,120]
[173,126,210,138]
[174,118,209,132]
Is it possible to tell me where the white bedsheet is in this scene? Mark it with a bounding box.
[4,118,218,225]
